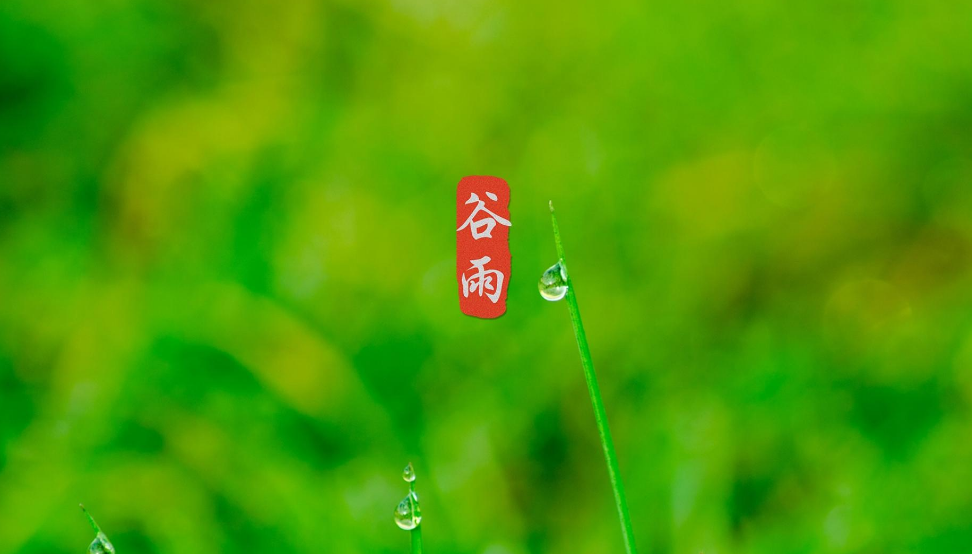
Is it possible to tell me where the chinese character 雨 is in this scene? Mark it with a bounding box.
[461,256,505,303]
[457,191,511,240]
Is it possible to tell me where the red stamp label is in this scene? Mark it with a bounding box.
[457,176,511,318]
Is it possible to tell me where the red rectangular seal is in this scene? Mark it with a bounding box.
[457,176,510,318]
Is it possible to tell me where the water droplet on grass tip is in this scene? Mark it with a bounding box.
[403,462,416,483]
[80,505,115,554]
[539,261,568,301]
[394,491,422,530]
[89,535,116,554]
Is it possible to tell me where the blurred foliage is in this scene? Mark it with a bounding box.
[2,0,972,552]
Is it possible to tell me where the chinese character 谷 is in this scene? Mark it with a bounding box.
[461,255,505,303]
[457,191,512,240]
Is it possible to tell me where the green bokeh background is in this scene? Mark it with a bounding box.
[3,0,972,552]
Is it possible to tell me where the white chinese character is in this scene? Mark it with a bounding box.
[461,256,505,303]
[457,191,511,240]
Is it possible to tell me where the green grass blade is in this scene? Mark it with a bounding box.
[409,480,424,554]
[79,504,102,534]
[410,522,424,554]
[549,201,639,554]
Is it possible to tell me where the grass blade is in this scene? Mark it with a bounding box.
[409,477,423,554]
[549,201,639,554]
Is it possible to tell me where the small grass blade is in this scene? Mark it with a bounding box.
[409,501,423,554]
[80,504,116,554]
[408,472,423,554]
[80,504,101,534]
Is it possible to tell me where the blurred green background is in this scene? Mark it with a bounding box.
[2,0,972,552]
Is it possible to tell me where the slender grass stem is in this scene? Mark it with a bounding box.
[549,201,639,554]
[409,480,423,554]
[410,520,424,553]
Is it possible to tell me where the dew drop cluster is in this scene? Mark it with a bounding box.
[394,462,422,530]
[394,491,422,530]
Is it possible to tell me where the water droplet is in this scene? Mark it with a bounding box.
[538,261,568,301]
[393,491,422,530]
[402,462,416,483]
[89,534,115,554]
